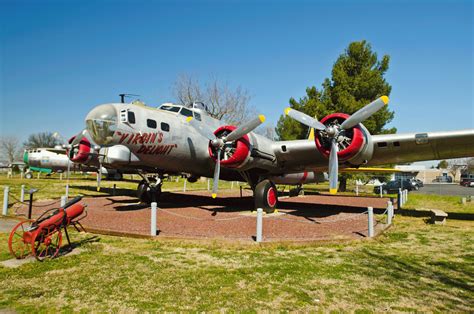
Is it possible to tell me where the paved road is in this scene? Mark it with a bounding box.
[413,184,474,196]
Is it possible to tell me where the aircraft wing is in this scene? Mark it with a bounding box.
[367,129,474,166]
[45,148,67,154]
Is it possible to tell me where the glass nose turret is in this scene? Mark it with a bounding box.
[85,104,118,145]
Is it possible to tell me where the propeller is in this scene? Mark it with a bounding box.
[285,96,389,194]
[187,114,266,198]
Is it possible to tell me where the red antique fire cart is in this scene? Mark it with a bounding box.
[8,196,87,261]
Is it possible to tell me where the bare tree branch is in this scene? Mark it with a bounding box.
[172,74,256,125]
[0,136,21,163]
[447,158,470,180]
[23,132,63,149]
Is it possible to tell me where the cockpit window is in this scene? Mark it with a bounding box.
[128,111,136,124]
[159,105,180,113]
[179,107,193,117]
[85,104,118,145]
[194,112,202,121]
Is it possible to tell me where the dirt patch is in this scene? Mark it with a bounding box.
[12,190,391,242]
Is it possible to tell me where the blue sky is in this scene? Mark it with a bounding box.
[1,0,473,145]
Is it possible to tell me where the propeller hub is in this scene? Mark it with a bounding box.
[326,126,338,137]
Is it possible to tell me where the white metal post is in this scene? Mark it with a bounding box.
[207,179,210,191]
[183,179,187,192]
[65,159,71,199]
[37,172,40,179]
[387,201,393,225]
[151,202,157,236]
[355,183,359,196]
[60,195,67,208]
[2,186,9,216]
[405,189,408,202]
[398,188,402,208]
[20,185,25,202]
[60,173,63,180]
[368,207,374,237]
[256,208,263,242]
[231,181,234,190]
[380,184,383,198]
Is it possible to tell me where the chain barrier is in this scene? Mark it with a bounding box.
[157,207,248,222]
[8,192,60,208]
[375,208,389,224]
[267,210,369,224]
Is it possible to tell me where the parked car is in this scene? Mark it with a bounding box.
[461,179,474,187]
[461,180,474,187]
[409,178,423,189]
[374,180,416,194]
[432,176,453,183]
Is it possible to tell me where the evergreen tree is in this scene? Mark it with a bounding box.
[275,40,396,191]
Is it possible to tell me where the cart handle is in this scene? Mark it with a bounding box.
[64,195,83,209]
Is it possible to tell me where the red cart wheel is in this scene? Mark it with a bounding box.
[32,226,62,261]
[8,220,32,259]
[8,220,34,259]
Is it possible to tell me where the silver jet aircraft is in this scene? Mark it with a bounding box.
[68,97,474,212]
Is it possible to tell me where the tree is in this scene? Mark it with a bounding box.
[437,160,448,169]
[447,158,470,181]
[0,136,21,163]
[173,74,255,125]
[275,40,396,191]
[23,132,63,149]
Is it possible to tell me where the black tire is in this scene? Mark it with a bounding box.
[137,180,161,204]
[25,172,33,179]
[254,179,278,214]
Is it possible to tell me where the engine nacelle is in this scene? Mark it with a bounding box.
[68,136,92,164]
[315,113,373,166]
[208,125,251,169]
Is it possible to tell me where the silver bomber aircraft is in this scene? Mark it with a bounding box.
[67,97,474,213]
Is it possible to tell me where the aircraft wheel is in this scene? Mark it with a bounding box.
[113,172,123,181]
[137,180,161,204]
[25,172,33,179]
[255,179,278,214]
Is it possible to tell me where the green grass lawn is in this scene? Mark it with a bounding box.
[0,173,241,209]
[0,216,472,312]
[403,193,474,214]
[1,174,473,311]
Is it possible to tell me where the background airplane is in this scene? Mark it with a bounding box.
[68,97,474,212]
[23,147,123,180]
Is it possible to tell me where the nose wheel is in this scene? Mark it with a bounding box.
[254,179,278,214]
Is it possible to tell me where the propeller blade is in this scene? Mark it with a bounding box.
[225,115,266,142]
[186,117,216,141]
[340,96,389,130]
[329,140,339,194]
[284,108,326,131]
[211,149,221,198]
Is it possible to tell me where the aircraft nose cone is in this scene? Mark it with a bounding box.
[85,104,118,145]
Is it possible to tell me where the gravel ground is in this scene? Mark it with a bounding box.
[11,190,391,242]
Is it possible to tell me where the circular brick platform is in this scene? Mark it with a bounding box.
[12,190,391,242]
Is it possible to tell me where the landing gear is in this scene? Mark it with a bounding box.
[255,179,278,214]
[25,172,33,179]
[137,177,162,204]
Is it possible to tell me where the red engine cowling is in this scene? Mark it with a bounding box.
[315,113,365,162]
[68,136,91,163]
[208,125,251,168]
